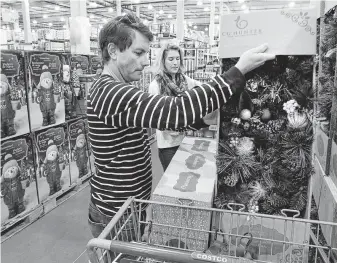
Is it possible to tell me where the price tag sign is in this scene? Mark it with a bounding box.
[209,125,218,131]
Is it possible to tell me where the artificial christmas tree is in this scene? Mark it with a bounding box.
[216,56,314,217]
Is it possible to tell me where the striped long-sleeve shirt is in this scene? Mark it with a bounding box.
[87,67,245,216]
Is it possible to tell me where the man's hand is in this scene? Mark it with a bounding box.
[235,44,275,75]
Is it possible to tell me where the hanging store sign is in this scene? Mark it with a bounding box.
[1,8,19,23]
[219,7,317,58]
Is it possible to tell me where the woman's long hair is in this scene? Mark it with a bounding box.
[154,41,185,77]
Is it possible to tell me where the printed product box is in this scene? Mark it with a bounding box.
[330,139,337,187]
[1,50,30,140]
[151,137,217,251]
[84,118,95,175]
[69,55,92,116]
[89,55,103,76]
[33,124,71,202]
[312,126,329,173]
[26,51,65,131]
[68,118,90,184]
[1,133,39,224]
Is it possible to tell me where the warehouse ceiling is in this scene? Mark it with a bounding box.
[1,0,312,30]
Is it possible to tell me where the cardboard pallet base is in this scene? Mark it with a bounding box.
[1,205,44,236]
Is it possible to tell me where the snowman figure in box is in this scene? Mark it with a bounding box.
[36,69,58,126]
[1,74,21,137]
[42,140,64,196]
[63,65,77,119]
[72,130,89,178]
[1,154,25,219]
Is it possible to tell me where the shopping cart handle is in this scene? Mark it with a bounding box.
[87,239,215,263]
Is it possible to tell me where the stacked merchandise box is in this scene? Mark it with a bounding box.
[67,118,91,184]
[1,50,30,140]
[89,55,103,76]
[59,53,77,120]
[83,118,95,175]
[33,123,71,201]
[1,134,39,224]
[26,51,65,131]
[151,137,217,251]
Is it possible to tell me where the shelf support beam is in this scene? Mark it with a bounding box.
[176,0,184,41]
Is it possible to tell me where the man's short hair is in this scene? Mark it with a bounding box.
[99,12,153,64]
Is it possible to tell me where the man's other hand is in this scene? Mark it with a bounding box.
[235,44,276,75]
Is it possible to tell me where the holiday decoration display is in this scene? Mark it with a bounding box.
[68,118,90,184]
[26,51,65,131]
[1,134,39,224]
[216,56,314,217]
[1,51,30,140]
[33,124,71,201]
[151,137,217,251]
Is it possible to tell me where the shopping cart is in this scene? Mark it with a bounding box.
[87,197,337,263]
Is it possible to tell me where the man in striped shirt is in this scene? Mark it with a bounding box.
[87,13,275,238]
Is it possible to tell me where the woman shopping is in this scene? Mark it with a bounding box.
[149,41,217,171]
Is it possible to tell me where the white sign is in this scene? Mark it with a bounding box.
[219,8,317,58]
[1,8,19,23]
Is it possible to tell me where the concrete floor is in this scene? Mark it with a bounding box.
[1,143,164,263]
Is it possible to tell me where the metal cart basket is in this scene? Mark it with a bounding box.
[87,197,337,263]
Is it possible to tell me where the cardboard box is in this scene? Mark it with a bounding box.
[317,176,337,249]
[219,8,316,58]
[1,133,39,224]
[330,139,337,187]
[68,118,90,184]
[1,50,30,140]
[33,124,71,202]
[89,55,102,75]
[26,51,65,131]
[312,126,329,172]
[83,118,95,175]
[151,137,217,251]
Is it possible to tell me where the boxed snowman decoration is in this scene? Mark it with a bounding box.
[70,55,91,116]
[33,124,71,201]
[68,118,91,184]
[1,134,39,223]
[1,50,30,140]
[26,51,65,131]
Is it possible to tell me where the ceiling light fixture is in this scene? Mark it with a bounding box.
[238,0,245,3]
[108,7,113,12]
[48,22,53,27]
[60,17,65,21]
[122,12,126,16]
[148,4,153,10]
[205,27,208,31]
[90,2,98,8]
[2,25,6,30]
[159,9,164,15]
[143,19,149,24]
[215,15,219,19]
[102,18,107,23]
[241,4,247,9]
[288,2,295,8]
[204,7,210,12]
[63,25,67,29]
[197,0,203,6]
[193,25,197,29]
[168,14,172,18]
[134,0,140,3]
[43,14,48,18]
[33,20,37,24]
[188,21,193,26]
[90,14,95,19]
[54,6,60,11]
